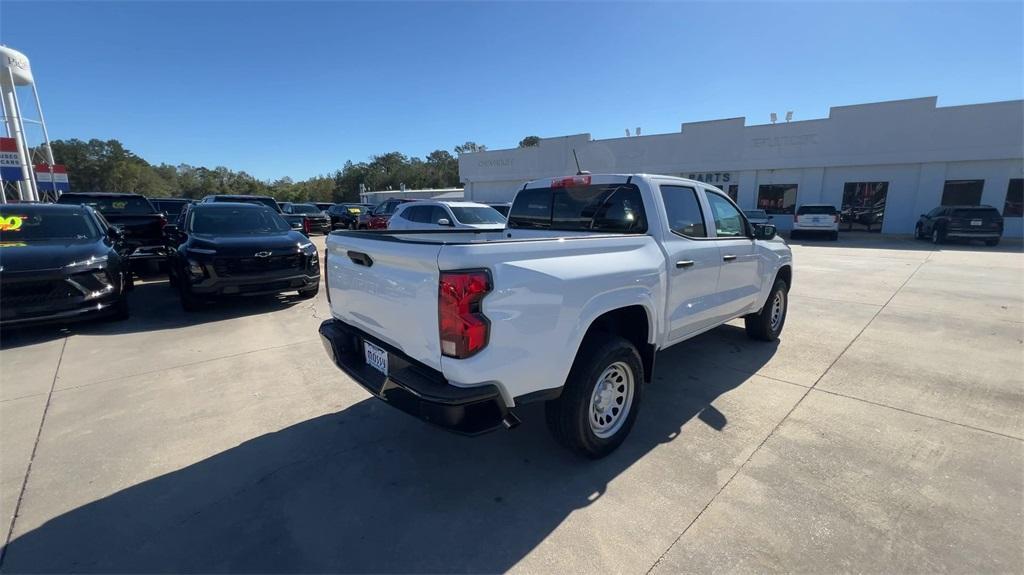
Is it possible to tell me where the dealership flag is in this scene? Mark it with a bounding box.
[34,164,70,192]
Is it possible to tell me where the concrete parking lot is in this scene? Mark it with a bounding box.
[0,235,1021,573]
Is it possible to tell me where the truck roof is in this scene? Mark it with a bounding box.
[523,173,717,190]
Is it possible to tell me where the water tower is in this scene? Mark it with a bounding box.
[0,45,59,203]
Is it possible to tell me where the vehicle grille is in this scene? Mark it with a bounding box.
[213,254,303,277]
[1,279,79,307]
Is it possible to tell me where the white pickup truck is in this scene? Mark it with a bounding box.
[319,174,793,458]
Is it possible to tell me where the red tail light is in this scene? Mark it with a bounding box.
[303,218,312,234]
[551,175,591,188]
[439,270,492,358]
[159,214,167,229]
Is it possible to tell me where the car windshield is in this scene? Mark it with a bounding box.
[0,209,101,241]
[62,196,154,215]
[744,210,768,218]
[189,208,291,235]
[289,204,321,214]
[450,206,506,224]
[952,208,1000,218]
[797,205,837,215]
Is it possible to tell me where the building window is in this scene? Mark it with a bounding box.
[841,182,888,232]
[1003,179,1023,217]
[757,184,797,215]
[941,180,984,206]
[727,185,738,202]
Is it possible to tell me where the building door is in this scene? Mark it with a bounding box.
[841,182,889,232]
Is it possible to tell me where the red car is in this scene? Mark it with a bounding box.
[359,198,416,229]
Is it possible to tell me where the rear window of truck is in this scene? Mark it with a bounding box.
[59,195,155,215]
[509,184,647,233]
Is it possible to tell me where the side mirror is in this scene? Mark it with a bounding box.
[754,224,777,240]
[437,218,452,227]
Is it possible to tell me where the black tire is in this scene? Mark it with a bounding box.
[545,335,644,459]
[124,270,135,292]
[179,283,202,312]
[108,295,130,321]
[830,231,839,241]
[931,228,944,244]
[790,230,800,240]
[745,278,789,342]
[914,225,923,240]
[297,285,319,299]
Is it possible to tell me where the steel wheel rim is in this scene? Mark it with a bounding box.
[770,290,785,331]
[588,361,635,439]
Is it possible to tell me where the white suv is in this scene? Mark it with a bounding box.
[792,204,839,240]
[388,201,507,230]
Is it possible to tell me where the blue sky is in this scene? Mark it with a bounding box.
[1,1,1021,181]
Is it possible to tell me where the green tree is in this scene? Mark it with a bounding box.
[454,141,487,155]
[518,136,541,147]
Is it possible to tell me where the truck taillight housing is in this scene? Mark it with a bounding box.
[324,248,331,304]
[439,270,491,359]
[303,218,312,235]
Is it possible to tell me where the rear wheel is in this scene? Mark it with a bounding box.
[914,225,923,240]
[545,335,644,459]
[745,278,788,342]
[108,295,130,321]
[931,228,944,244]
[297,285,319,299]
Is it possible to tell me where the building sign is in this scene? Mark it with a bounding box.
[684,171,733,184]
[34,164,70,192]
[0,137,25,182]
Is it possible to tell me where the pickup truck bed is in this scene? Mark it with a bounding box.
[320,174,793,458]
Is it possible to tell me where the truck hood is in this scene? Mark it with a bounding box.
[0,240,108,273]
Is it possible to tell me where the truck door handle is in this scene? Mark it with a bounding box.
[722,254,737,262]
[675,260,695,269]
[347,251,373,267]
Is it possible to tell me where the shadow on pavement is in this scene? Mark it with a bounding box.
[785,232,1023,253]
[0,330,774,573]
[0,279,313,351]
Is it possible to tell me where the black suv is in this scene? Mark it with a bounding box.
[166,203,320,311]
[915,205,1004,246]
[326,203,374,230]
[281,202,331,235]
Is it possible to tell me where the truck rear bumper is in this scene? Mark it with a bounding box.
[318,319,509,435]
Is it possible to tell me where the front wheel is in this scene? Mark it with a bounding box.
[179,283,202,312]
[745,278,788,342]
[545,335,644,459]
[297,285,319,299]
[932,228,944,244]
[914,225,923,240]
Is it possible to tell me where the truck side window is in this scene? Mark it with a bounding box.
[660,185,707,237]
[706,192,747,237]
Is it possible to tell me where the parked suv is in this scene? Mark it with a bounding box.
[915,205,1003,246]
[388,201,507,230]
[281,202,331,235]
[792,204,839,240]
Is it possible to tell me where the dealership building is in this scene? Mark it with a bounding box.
[458,97,1024,237]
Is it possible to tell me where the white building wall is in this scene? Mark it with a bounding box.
[459,97,1024,236]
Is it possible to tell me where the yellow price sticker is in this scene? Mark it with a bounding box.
[0,241,27,247]
[0,216,24,231]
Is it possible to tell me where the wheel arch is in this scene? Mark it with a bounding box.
[577,305,656,384]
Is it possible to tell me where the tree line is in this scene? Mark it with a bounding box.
[43,138,500,204]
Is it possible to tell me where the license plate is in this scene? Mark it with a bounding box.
[364,340,388,376]
[970,219,982,226]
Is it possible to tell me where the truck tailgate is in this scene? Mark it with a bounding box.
[325,234,444,370]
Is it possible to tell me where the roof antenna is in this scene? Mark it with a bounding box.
[573,148,590,175]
